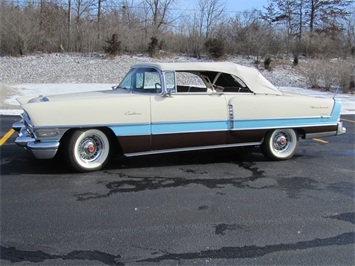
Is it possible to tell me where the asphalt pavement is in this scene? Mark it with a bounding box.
[1,115,354,265]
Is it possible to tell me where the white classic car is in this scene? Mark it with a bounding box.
[13,62,346,172]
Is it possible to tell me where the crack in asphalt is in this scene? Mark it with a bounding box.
[215,223,245,235]
[1,232,353,265]
[74,162,269,201]
[73,162,349,202]
[138,232,355,263]
[0,246,123,265]
[326,212,355,225]
[74,174,321,202]
[74,174,249,201]
[236,161,265,181]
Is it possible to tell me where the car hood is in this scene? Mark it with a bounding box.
[17,88,153,127]
[17,89,130,105]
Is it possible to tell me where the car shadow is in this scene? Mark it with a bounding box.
[1,146,265,175]
[106,146,265,169]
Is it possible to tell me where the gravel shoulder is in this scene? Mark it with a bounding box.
[1,53,353,115]
[0,53,306,86]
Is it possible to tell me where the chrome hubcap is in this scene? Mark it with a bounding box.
[84,141,96,154]
[273,132,290,152]
[78,136,103,161]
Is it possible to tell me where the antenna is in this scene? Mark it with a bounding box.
[333,88,339,99]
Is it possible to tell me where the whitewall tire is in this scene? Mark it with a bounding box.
[261,129,298,160]
[66,129,111,172]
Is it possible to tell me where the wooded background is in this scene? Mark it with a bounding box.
[0,0,354,58]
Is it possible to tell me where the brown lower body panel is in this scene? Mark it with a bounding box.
[117,124,338,154]
[302,125,337,134]
[118,130,265,154]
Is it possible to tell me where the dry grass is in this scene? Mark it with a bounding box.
[300,59,355,93]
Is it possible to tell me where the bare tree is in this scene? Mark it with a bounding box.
[0,2,40,54]
[97,0,102,40]
[263,0,304,55]
[0,0,353,57]
[68,0,72,50]
[344,5,355,57]
[264,0,352,56]
[143,0,175,56]
[230,10,276,61]
[196,0,225,39]
[190,0,225,57]
[305,0,352,33]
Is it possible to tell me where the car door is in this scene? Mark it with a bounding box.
[150,92,228,151]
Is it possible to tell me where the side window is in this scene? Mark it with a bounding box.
[118,69,135,90]
[175,72,208,93]
[136,68,161,93]
[118,68,162,93]
[143,71,160,90]
[213,73,251,93]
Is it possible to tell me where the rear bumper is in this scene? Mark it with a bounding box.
[299,121,346,139]
[337,121,346,135]
[13,122,59,159]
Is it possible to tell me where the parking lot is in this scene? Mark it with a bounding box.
[1,115,354,265]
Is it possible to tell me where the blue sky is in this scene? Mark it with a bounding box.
[177,0,269,13]
[225,0,268,12]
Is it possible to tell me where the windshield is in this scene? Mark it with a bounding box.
[118,68,162,93]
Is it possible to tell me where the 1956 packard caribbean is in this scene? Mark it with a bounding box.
[13,62,346,172]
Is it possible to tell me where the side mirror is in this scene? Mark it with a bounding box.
[162,89,173,97]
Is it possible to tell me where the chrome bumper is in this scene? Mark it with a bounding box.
[337,121,346,135]
[13,122,59,159]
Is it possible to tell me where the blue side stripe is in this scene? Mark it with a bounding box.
[110,124,151,136]
[234,117,336,130]
[152,120,229,134]
[109,121,228,136]
[109,117,336,136]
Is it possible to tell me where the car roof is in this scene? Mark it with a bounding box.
[132,62,282,95]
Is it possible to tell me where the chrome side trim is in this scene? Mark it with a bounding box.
[235,115,332,121]
[148,116,332,126]
[228,104,234,129]
[124,141,262,157]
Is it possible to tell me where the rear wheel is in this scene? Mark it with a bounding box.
[65,129,111,172]
[261,129,298,160]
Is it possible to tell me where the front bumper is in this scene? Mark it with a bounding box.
[13,122,60,159]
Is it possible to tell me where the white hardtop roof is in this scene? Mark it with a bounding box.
[132,62,282,95]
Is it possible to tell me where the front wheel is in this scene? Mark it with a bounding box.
[261,129,298,160]
[65,129,111,172]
